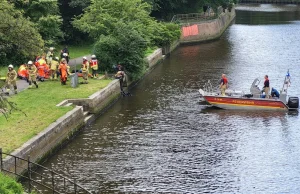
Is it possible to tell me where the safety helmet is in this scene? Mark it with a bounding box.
[49,47,54,51]
[61,58,66,62]
[8,64,13,68]
[55,57,59,61]
[91,55,96,58]
[63,53,68,57]
[28,61,33,65]
[83,56,87,60]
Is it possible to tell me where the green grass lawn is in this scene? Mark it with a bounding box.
[56,44,94,59]
[0,78,112,154]
[144,47,158,57]
[0,66,7,78]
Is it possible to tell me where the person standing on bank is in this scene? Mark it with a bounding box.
[81,56,89,84]
[262,75,270,98]
[90,55,98,78]
[27,61,38,88]
[58,58,68,85]
[219,74,228,96]
[50,57,59,80]
[5,64,18,94]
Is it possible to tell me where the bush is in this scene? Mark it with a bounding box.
[0,173,24,194]
[94,22,147,80]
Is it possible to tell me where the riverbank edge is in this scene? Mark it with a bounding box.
[3,9,236,175]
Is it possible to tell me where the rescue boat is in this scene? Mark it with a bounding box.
[199,71,299,111]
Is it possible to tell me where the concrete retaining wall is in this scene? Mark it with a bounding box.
[3,106,85,173]
[146,48,163,68]
[180,9,236,44]
[67,79,121,114]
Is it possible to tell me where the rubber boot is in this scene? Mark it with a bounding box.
[34,81,38,88]
[14,86,17,94]
[28,81,33,89]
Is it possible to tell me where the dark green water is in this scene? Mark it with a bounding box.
[37,4,300,193]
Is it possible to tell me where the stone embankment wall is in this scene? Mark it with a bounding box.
[180,8,236,44]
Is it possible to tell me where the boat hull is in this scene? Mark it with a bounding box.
[203,96,288,111]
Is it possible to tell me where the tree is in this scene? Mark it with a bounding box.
[73,0,153,39]
[0,1,44,66]
[58,0,90,43]
[74,0,181,78]
[37,15,64,46]
[94,22,147,79]
[13,0,64,46]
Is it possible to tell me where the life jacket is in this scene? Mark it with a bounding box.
[90,59,98,70]
[222,77,228,85]
[59,63,68,78]
[18,64,29,78]
[82,61,89,72]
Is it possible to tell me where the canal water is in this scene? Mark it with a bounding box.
[40,4,300,194]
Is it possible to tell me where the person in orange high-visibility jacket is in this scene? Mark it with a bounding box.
[58,58,69,85]
[89,55,98,78]
[18,64,29,81]
[37,56,50,81]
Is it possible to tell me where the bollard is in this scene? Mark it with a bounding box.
[70,73,79,88]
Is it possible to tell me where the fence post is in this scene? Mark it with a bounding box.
[0,148,2,172]
[28,156,32,193]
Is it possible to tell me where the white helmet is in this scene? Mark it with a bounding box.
[55,57,59,61]
[63,53,68,57]
[28,61,33,65]
[49,47,54,51]
[83,56,87,60]
[8,64,13,68]
[91,55,96,58]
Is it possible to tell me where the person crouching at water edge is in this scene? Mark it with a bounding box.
[219,74,228,96]
[5,64,18,94]
[59,58,69,85]
[27,61,38,88]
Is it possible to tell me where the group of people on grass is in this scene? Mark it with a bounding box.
[2,46,100,94]
[219,74,279,98]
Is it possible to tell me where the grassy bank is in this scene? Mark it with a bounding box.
[58,44,94,59]
[144,47,158,57]
[0,78,111,154]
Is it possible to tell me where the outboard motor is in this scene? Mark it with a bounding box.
[287,97,299,109]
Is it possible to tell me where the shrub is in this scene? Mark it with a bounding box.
[0,173,24,194]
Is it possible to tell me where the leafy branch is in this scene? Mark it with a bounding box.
[0,92,27,120]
